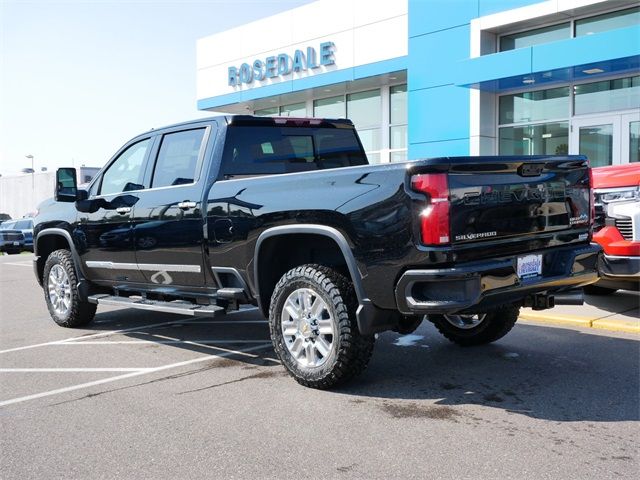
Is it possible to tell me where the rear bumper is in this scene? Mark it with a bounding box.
[395,243,601,315]
[596,254,640,291]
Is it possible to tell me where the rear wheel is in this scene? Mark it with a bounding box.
[584,285,618,296]
[429,305,520,347]
[269,264,375,389]
[43,249,96,328]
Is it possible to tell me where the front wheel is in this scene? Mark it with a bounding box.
[43,249,96,328]
[429,305,520,347]
[269,264,375,389]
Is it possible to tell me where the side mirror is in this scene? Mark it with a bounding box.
[55,168,77,202]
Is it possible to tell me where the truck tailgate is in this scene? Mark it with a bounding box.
[447,157,591,244]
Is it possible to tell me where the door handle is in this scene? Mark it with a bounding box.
[116,207,131,215]
[178,201,196,210]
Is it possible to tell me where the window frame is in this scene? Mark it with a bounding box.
[497,5,639,52]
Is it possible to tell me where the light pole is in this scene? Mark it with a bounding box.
[25,155,34,189]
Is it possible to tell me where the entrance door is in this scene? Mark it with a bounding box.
[571,115,619,167]
[571,111,640,166]
[621,112,640,164]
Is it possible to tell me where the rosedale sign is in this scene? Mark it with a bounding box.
[228,41,336,87]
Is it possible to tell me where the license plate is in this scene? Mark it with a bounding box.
[517,254,542,279]
[13,241,19,246]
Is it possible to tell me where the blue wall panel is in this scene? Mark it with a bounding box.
[408,85,470,145]
[408,0,474,158]
[409,24,471,90]
[409,0,478,37]
[455,25,640,92]
[532,25,640,72]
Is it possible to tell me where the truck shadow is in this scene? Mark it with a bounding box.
[338,322,640,423]
[583,289,639,317]
[82,307,638,423]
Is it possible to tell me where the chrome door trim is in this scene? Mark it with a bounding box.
[85,261,201,273]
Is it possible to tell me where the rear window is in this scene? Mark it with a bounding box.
[219,126,368,179]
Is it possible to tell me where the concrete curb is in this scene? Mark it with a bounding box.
[519,311,640,335]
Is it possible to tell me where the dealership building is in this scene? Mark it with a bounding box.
[196,0,639,167]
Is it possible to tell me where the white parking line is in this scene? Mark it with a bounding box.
[184,320,267,324]
[56,340,269,345]
[0,343,272,407]
[0,368,153,373]
[0,307,260,354]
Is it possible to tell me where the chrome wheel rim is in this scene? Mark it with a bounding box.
[281,288,335,368]
[443,313,487,330]
[48,265,71,317]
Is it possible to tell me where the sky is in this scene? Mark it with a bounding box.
[0,0,313,176]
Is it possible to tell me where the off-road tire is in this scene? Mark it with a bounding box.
[43,249,97,328]
[584,285,618,296]
[269,264,375,389]
[429,305,520,347]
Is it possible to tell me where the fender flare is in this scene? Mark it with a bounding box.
[35,228,88,281]
[253,225,398,335]
[253,224,367,304]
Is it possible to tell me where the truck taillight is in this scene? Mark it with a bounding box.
[411,173,450,245]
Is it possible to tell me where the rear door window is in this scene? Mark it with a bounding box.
[151,129,206,188]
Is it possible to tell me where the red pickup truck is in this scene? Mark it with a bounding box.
[590,163,640,294]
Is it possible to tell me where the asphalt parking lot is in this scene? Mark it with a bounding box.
[1,254,638,479]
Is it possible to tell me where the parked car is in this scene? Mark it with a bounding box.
[33,115,599,388]
[589,163,640,294]
[0,220,25,254]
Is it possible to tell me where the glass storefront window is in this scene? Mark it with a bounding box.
[347,90,381,128]
[390,85,407,158]
[313,95,345,118]
[499,87,570,125]
[499,122,569,155]
[390,85,407,125]
[500,23,570,51]
[357,128,381,153]
[254,107,278,117]
[280,102,306,117]
[390,125,407,150]
[390,151,407,162]
[631,121,639,163]
[574,76,640,116]
[347,90,381,162]
[575,7,640,37]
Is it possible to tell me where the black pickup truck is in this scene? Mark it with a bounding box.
[34,115,600,388]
